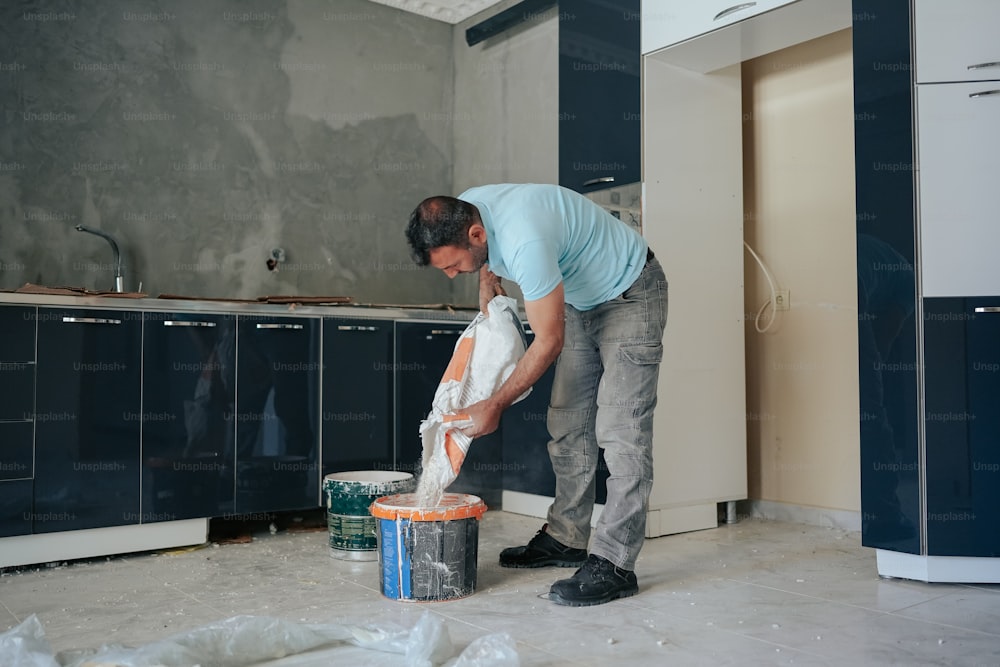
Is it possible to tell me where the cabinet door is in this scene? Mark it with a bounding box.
[917,82,1000,297]
[34,309,141,533]
[0,305,36,422]
[0,305,36,360]
[641,0,795,55]
[0,306,36,488]
[0,479,32,538]
[394,321,504,509]
[142,313,236,521]
[559,0,641,193]
[322,319,393,475]
[924,298,1000,557]
[235,316,320,513]
[914,0,1000,84]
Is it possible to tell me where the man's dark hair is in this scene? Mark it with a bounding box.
[405,196,477,266]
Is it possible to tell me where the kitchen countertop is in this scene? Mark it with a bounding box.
[0,290,481,323]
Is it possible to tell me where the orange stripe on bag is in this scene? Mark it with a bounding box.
[444,432,466,475]
[440,336,474,383]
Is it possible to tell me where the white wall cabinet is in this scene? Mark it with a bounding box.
[641,0,850,73]
[642,0,795,55]
[917,81,1000,297]
[914,0,1000,84]
[915,0,1000,298]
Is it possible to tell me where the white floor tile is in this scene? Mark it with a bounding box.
[3,511,1000,665]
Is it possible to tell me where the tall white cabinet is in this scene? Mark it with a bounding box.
[640,0,851,535]
[642,58,746,535]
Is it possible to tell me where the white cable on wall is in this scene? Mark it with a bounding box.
[743,240,780,333]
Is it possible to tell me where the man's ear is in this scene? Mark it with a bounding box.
[468,222,487,245]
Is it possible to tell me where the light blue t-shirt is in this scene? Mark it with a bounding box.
[458,183,647,311]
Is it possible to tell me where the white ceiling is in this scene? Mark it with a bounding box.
[363,0,509,24]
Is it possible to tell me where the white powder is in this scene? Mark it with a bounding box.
[414,450,449,507]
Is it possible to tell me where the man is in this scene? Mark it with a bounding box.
[405,183,667,606]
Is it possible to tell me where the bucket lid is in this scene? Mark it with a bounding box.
[323,470,413,484]
[370,493,487,521]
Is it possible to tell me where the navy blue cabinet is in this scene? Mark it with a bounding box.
[142,312,236,521]
[394,321,503,508]
[923,298,1000,557]
[33,308,142,533]
[855,0,1000,578]
[559,0,641,193]
[0,305,36,537]
[853,0,921,554]
[321,319,394,475]
[234,316,320,513]
[5,303,533,559]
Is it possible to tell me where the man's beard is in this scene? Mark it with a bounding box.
[469,243,489,272]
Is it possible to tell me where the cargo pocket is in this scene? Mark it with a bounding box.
[622,342,663,366]
[618,342,664,404]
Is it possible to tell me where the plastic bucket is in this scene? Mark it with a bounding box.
[371,493,487,602]
[323,471,415,560]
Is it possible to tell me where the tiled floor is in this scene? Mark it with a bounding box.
[2,510,1000,665]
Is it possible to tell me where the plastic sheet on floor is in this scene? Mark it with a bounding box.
[1,611,519,667]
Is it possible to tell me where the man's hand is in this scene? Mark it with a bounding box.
[479,266,506,314]
[454,398,503,438]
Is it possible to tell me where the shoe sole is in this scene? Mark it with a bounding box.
[499,558,586,569]
[548,586,639,607]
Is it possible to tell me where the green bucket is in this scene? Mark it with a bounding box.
[323,471,415,560]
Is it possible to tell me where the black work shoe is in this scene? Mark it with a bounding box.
[548,554,638,606]
[498,523,587,568]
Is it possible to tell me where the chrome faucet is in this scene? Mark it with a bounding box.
[75,225,125,293]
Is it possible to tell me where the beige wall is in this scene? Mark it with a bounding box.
[742,29,860,512]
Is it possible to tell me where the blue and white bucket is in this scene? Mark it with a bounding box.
[370,493,487,602]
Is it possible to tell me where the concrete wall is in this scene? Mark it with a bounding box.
[741,29,860,512]
[0,0,455,304]
[449,0,560,307]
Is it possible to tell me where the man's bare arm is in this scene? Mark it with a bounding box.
[459,283,565,436]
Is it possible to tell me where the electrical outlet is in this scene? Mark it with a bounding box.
[775,290,790,311]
